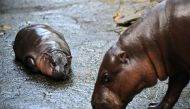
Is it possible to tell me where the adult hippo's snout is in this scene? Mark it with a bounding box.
[91,87,124,109]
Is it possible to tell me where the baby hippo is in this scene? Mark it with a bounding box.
[13,24,72,80]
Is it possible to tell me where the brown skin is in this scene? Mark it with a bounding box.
[13,24,72,80]
[92,0,190,109]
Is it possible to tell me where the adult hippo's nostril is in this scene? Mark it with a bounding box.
[99,103,111,109]
[91,99,100,109]
[91,100,114,109]
[91,101,96,109]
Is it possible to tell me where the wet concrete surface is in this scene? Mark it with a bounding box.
[0,0,189,109]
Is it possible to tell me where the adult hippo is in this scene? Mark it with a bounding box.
[13,24,72,80]
[91,0,190,108]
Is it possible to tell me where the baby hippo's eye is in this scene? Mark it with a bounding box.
[102,72,111,84]
[64,63,68,67]
[51,62,56,67]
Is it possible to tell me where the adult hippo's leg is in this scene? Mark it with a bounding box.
[148,71,189,109]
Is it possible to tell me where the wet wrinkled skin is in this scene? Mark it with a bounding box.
[92,0,190,109]
[13,24,72,80]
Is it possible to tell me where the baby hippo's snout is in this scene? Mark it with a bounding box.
[52,63,70,80]
[50,52,71,80]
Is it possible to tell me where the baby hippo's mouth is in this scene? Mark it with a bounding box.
[51,64,71,80]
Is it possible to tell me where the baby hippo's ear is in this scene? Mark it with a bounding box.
[24,56,39,72]
[118,52,129,64]
[25,56,35,67]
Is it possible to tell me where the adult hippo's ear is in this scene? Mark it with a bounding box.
[118,52,130,64]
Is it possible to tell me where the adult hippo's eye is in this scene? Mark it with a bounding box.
[102,73,111,84]
[123,58,130,64]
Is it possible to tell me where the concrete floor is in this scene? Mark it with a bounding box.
[0,0,189,109]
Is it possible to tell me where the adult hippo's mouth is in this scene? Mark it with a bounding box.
[91,86,129,109]
[91,89,134,109]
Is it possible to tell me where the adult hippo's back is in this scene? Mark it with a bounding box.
[92,0,190,109]
[13,24,72,80]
